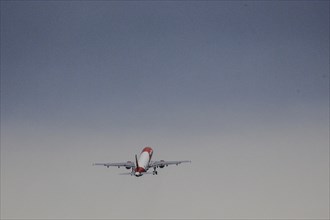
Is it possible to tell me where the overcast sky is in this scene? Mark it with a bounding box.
[1,1,329,219]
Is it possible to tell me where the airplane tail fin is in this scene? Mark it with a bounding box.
[135,154,139,168]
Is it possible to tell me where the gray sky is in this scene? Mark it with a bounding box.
[1,1,329,219]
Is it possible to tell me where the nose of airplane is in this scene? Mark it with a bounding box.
[135,172,140,177]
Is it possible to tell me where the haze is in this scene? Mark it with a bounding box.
[1,1,329,219]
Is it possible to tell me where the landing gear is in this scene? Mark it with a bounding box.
[153,167,158,175]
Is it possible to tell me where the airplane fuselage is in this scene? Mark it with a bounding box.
[134,147,153,177]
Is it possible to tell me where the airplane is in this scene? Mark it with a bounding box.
[93,146,191,177]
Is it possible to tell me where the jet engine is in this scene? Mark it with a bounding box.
[125,161,132,169]
[159,160,165,168]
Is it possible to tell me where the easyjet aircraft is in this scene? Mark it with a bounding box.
[93,147,191,177]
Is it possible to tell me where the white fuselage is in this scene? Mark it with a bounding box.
[134,147,153,176]
[138,151,150,170]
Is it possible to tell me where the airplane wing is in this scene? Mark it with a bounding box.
[93,162,135,168]
[149,160,191,168]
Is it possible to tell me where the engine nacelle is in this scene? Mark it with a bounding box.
[125,161,132,169]
[159,160,165,168]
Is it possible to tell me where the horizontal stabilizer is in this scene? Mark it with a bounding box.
[119,172,153,176]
